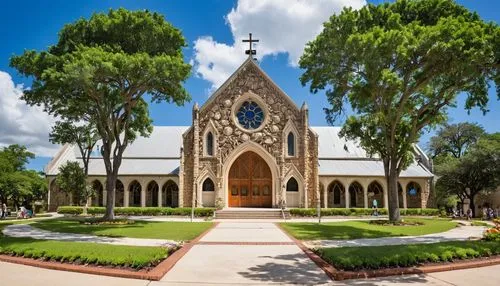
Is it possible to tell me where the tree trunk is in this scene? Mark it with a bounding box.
[387,163,401,222]
[469,193,476,218]
[103,173,117,220]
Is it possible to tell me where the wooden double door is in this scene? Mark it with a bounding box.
[228,151,272,207]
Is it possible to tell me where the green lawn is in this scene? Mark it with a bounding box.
[280,218,457,240]
[317,241,500,271]
[0,236,167,269]
[32,219,213,241]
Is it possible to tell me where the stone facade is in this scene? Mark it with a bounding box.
[182,58,318,208]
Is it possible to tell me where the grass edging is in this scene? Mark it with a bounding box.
[0,222,219,281]
[0,237,169,269]
[317,241,500,271]
[275,222,500,282]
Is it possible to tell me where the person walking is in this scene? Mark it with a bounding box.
[1,202,7,219]
[372,199,378,216]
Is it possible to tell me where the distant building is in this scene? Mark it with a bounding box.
[45,58,433,211]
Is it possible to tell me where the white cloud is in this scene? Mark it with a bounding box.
[0,71,59,157]
[192,0,366,89]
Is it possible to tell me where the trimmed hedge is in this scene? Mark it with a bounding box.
[57,206,215,217]
[0,236,167,269]
[317,241,500,271]
[289,208,439,217]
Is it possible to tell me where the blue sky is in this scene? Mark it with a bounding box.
[0,0,498,171]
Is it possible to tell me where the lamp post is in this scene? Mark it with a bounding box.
[317,198,321,224]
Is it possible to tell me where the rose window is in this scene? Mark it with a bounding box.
[236,101,264,130]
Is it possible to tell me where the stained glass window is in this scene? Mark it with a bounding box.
[287,132,295,156]
[206,132,214,156]
[236,101,264,130]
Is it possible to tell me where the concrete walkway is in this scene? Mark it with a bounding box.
[305,225,486,248]
[1,252,499,286]
[160,222,331,285]
[2,224,178,247]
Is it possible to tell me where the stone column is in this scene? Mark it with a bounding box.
[323,186,328,208]
[158,187,162,207]
[384,189,389,209]
[124,188,130,207]
[141,185,146,207]
[345,189,350,208]
[363,188,368,208]
[103,190,108,205]
[402,182,408,209]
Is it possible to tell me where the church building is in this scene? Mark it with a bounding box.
[45,57,433,212]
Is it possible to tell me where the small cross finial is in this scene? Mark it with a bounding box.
[242,33,259,58]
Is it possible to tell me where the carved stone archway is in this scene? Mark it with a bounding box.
[222,142,279,208]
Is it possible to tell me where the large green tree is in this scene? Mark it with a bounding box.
[55,161,87,205]
[10,9,191,219]
[0,145,47,209]
[436,133,500,217]
[429,122,485,161]
[50,120,99,176]
[429,122,485,208]
[299,0,500,221]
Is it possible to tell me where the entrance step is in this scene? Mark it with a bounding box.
[215,209,291,219]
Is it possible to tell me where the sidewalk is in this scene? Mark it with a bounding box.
[304,225,487,248]
[160,222,331,285]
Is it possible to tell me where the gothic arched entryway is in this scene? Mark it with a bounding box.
[228,151,272,207]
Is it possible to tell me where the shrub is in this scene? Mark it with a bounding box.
[57,206,83,215]
[317,241,500,271]
[289,208,440,217]
[57,206,215,217]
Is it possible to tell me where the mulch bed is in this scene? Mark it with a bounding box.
[0,222,219,281]
[274,222,500,281]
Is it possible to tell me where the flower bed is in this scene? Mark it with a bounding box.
[368,219,424,226]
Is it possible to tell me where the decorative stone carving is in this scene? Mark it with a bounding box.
[196,62,305,162]
[223,126,233,136]
[214,112,221,120]
[252,132,263,141]
[272,115,280,124]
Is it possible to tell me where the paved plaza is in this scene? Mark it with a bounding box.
[1,220,499,285]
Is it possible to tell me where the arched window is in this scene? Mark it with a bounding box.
[146,181,159,207]
[129,180,142,207]
[328,181,345,206]
[206,132,214,156]
[286,177,298,192]
[91,180,104,207]
[368,181,384,207]
[162,180,179,207]
[203,178,215,192]
[115,180,125,207]
[287,132,295,156]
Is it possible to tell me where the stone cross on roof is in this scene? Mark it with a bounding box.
[242,33,259,57]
